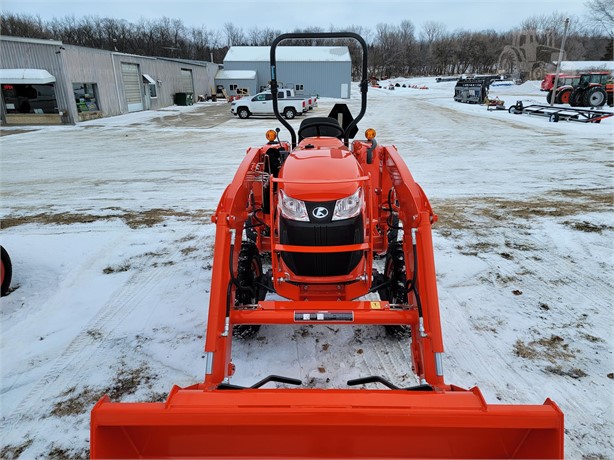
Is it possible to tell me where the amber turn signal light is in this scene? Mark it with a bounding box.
[266,130,277,142]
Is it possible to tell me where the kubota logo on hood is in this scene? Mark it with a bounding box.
[312,207,328,219]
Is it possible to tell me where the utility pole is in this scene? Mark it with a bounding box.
[550,18,570,107]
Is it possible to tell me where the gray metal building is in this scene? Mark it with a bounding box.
[0,35,218,125]
[220,46,351,98]
[214,70,257,97]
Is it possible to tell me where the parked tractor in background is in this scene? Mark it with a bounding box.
[540,71,613,107]
[498,30,561,82]
[568,72,613,107]
[541,74,580,105]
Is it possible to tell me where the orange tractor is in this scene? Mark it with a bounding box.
[90,33,564,459]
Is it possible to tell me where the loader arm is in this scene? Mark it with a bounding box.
[206,144,280,385]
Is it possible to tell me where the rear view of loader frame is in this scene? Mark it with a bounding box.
[91,32,564,459]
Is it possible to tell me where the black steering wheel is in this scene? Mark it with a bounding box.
[298,120,345,140]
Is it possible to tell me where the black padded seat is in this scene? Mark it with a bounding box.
[298,117,344,141]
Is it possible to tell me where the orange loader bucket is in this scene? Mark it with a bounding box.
[91,386,563,459]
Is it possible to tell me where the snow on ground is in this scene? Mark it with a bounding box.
[1,78,613,458]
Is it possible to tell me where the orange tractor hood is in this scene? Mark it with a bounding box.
[279,138,363,201]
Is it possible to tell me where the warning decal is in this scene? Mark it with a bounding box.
[294,312,354,322]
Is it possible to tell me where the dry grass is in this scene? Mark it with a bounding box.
[514,335,587,379]
[0,128,35,137]
[563,221,613,233]
[50,364,156,417]
[432,187,612,233]
[1,208,213,230]
[513,339,538,359]
[46,445,88,459]
[1,439,33,460]
[514,335,576,363]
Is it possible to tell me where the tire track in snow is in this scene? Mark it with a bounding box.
[1,232,210,436]
[436,222,614,458]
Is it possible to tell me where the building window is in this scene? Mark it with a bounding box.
[295,84,304,92]
[149,83,157,98]
[229,84,238,91]
[73,83,100,112]
[1,83,58,114]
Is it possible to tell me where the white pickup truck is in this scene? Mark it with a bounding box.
[231,90,309,119]
[277,88,318,111]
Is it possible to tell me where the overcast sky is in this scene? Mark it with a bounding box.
[1,0,589,33]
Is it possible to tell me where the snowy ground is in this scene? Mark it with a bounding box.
[1,78,612,459]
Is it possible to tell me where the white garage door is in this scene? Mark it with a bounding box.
[121,63,143,112]
[181,69,194,94]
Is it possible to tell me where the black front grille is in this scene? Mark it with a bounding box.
[280,213,363,277]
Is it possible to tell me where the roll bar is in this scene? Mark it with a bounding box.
[269,32,369,148]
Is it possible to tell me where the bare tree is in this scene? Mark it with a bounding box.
[223,22,245,47]
[1,10,610,71]
[585,0,614,34]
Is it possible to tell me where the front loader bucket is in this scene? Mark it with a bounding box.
[91,386,563,459]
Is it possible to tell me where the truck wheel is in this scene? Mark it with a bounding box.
[233,241,264,339]
[237,107,250,119]
[283,108,296,119]
[584,87,607,107]
[1,246,12,297]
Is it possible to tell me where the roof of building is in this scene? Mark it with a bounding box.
[215,70,257,80]
[224,46,350,63]
[559,61,614,71]
[156,57,212,67]
[0,35,63,46]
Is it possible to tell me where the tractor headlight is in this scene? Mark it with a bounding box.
[279,189,308,221]
[332,187,363,221]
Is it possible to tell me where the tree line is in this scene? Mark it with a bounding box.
[1,7,611,79]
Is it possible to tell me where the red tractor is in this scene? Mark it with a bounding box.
[542,74,580,104]
[90,33,564,459]
[568,71,613,107]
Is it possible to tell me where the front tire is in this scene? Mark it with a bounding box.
[378,241,411,338]
[569,89,584,107]
[1,246,12,297]
[237,107,250,119]
[557,88,572,105]
[233,241,264,339]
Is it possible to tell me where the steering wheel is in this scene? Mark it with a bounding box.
[298,120,345,140]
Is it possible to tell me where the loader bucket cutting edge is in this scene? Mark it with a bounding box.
[91,388,563,459]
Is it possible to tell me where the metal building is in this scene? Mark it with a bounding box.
[0,35,218,125]
[221,46,351,98]
[214,70,257,97]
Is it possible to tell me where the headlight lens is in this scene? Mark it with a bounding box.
[279,189,308,221]
[332,187,363,221]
